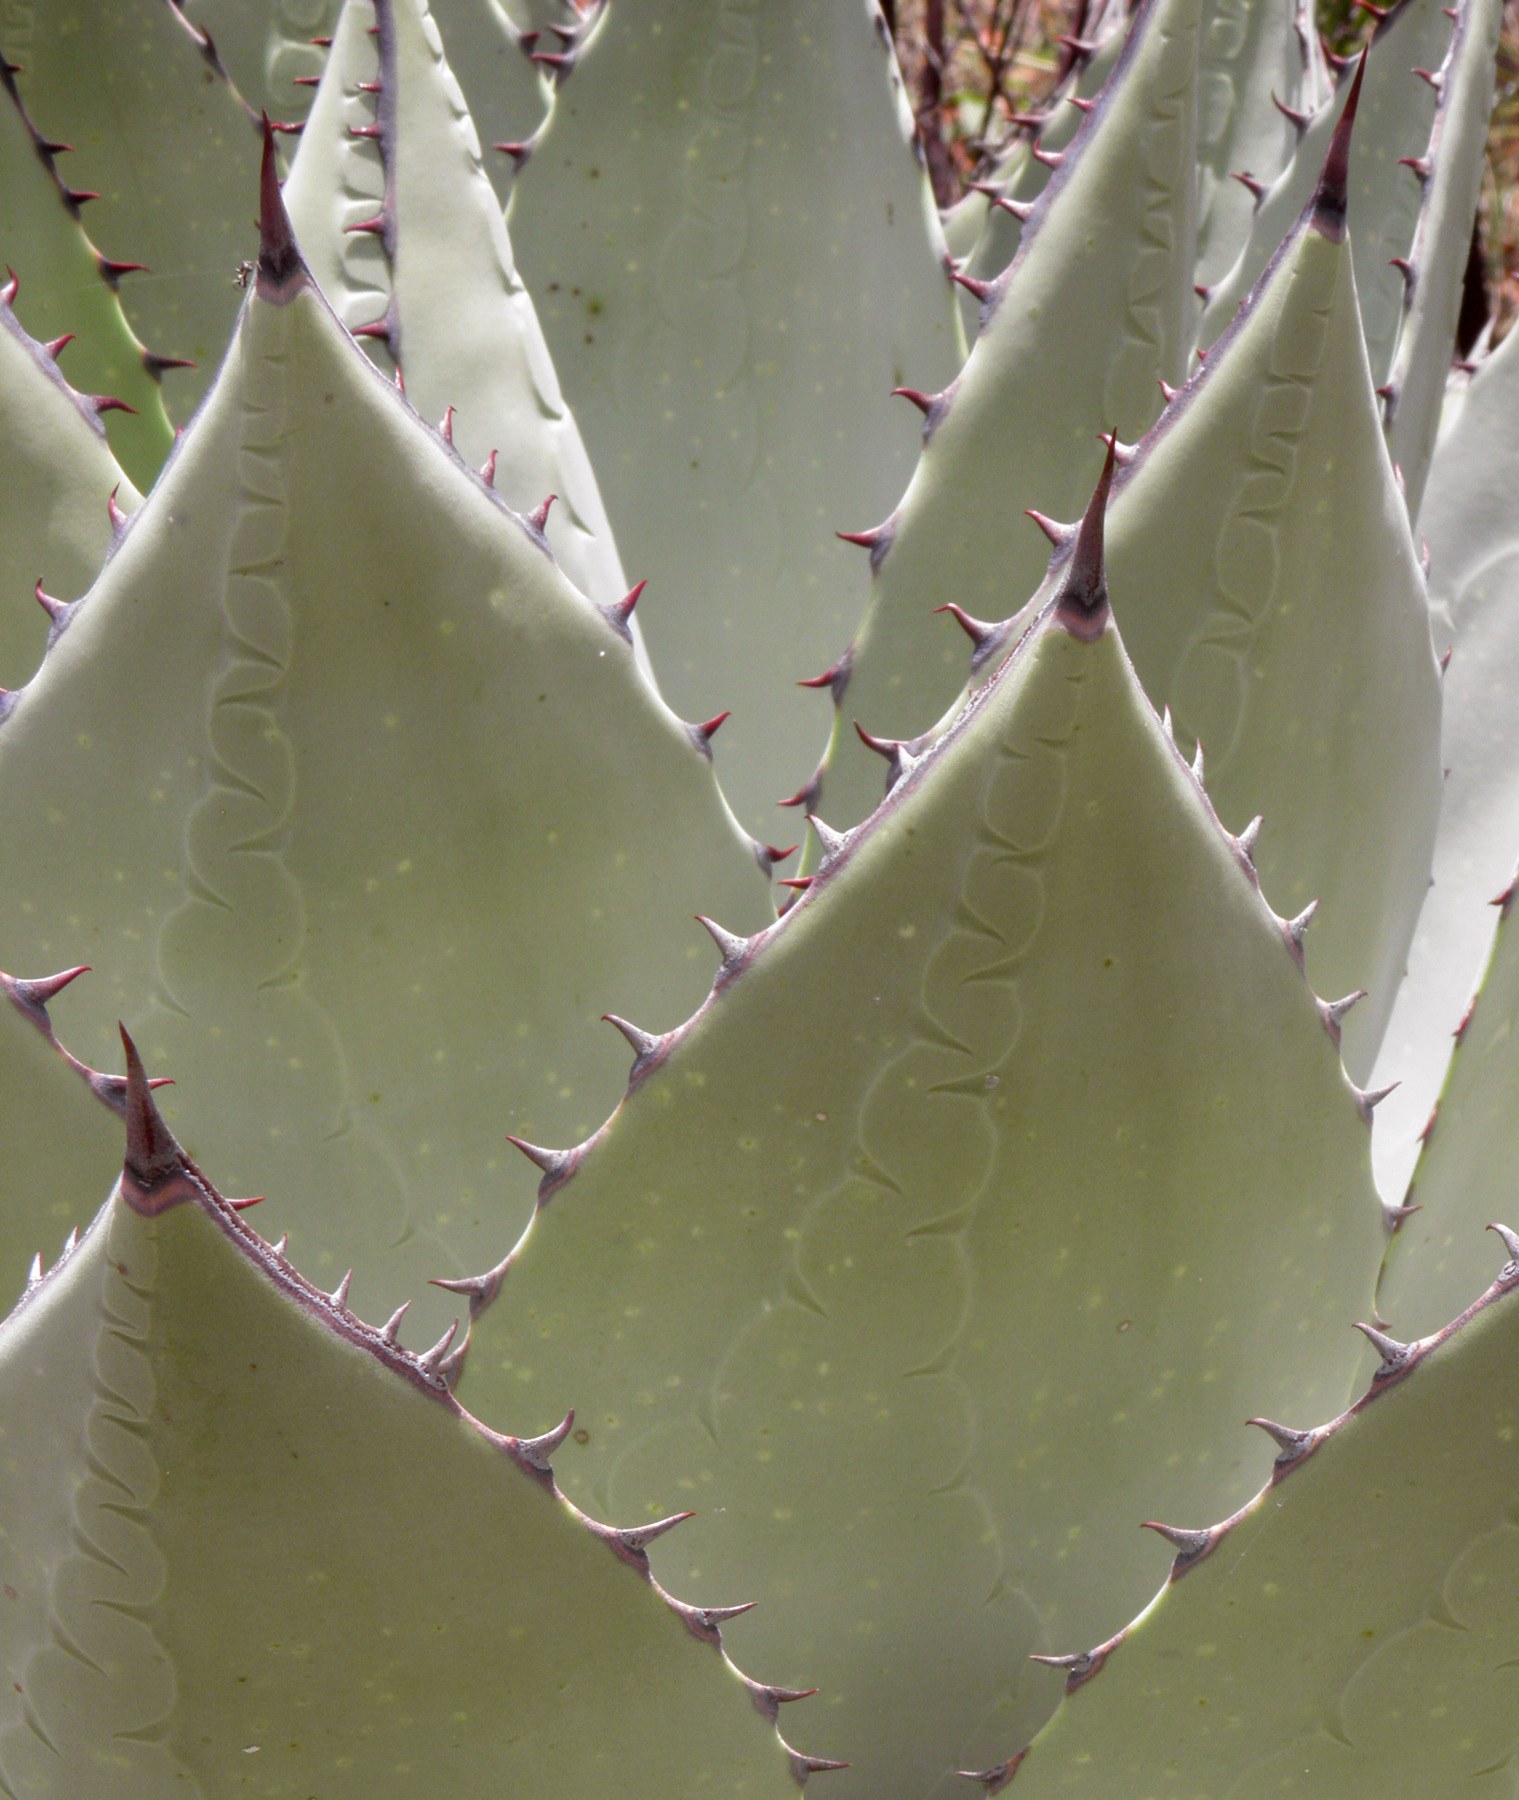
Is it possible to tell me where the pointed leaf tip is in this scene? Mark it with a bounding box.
[258,114,308,301]
[1313,52,1366,242]
[1051,435,1116,640]
[118,1025,196,1214]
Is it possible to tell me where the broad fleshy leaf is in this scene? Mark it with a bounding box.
[1193,0,1328,286]
[0,1052,811,1797]
[0,164,770,1345]
[1379,871,1519,1339]
[0,0,264,429]
[1198,0,1453,391]
[461,504,1384,1798]
[1381,0,1502,519]
[1369,319,1519,1206]
[0,68,174,487]
[950,10,1129,287]
[0,968,146,1307]
[957,102,1441,1081]
[284,0,630,622]
[508,0,965,835]
[816,0,1200,836]
[0,284,140,690]
[975,1230,1519,1796]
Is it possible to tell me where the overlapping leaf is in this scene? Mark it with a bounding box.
[978,1229,1519,1796]
[0,285,140,689]
[816,0,1200,836]
[958,100,1441,1081]
[0,0,264,434]
[0,162,769,1342]
[0,1049,810,1797]
[284,0,630,622]
[1198,0,1452,395]
[507,0,964,834]
[461,495,1384,1798]
[1370,320,1519,1207]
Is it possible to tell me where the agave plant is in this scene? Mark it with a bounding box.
[1,0,1517,1792]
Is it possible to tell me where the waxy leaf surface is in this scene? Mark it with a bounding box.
[991,1233,1519,1797]
[0,1069,806,1798]
[508,0,964,835]
[818,0,1200,835]
[0,242,768,1345]
[465,578,1383,1799]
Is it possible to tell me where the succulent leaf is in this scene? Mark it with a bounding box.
[1370,319,1519,1205]
[975,114,1441,1081]
[1193,0,1331,286]
[0,68,174,487]
[950,6,1129,286]
[0,198,769,1343]
[980,1233,1519,1795]
[1199,0,1454,393]
[463,519,1384,1796]
[0,1052,807,1796]
[0,287,141,689]
[506,0,965,834]
[1378,850,1519,1336]
[284,0,630,624]
[817,0,1201,836]
[0,0,266,430]
[1381,0,1503,519]
[0,967,137,1304]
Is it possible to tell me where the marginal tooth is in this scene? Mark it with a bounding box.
[512,1410,575,1473]
[1191,741,1205,784]
[1319,989,1367,1041]
[436,1324,471,1389]
[695,915,749,970]
[616,1511,696,1555]
[525,493,555,534]
[1285,900,1318,950]
[1140,1519,1214,1569]
[1354,1320,1413,1375]
[62,1227,78,1255]
[1355,1082,1399,1121]
[25,1253,42,1295]
[957,1754,1025,1793]
[744,1678,818,1722]
[1488,1222,1519,1273]
[1025,509,1075,550]
[1235,815,1262,864]
[807,813,851,864]
[415,1319,459,1380]
[505,1136,575,1181]
[329,1270,353,1311]
[602,1013,663,1074]
[437,405,455,446]
[1161,705,1175,743]
[602,579,646,641]
[789,1752,850,1781]
[480,449,497,487]
[379,1301,410,1344]
[1246,1416,1317,1467]
[271,1234,288,1258]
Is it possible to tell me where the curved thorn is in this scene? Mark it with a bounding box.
[1235,815,1262,863]
[379,1301,410,1344]
[891,386,934,416]
[480,449,498,487]
[1141,1519,1213,1566]
[525,493,555,534]
[1247,1416,1316,1466]
[603,578,646,641]
[1231,170,1267,204]
[438,405,455,446]
[271,1234,288,1258]
[415,1319,459,1378]
[1025,509,1074,550]
[1286,899,1318,950]
[1354,1319,1412,1372]
[505,1136,575,1185]
[695,915,749,969]
[807,813,850,863]
[616,1511,696,1555]
[1320,989,1367,1039]
[512,1410,575,1473]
